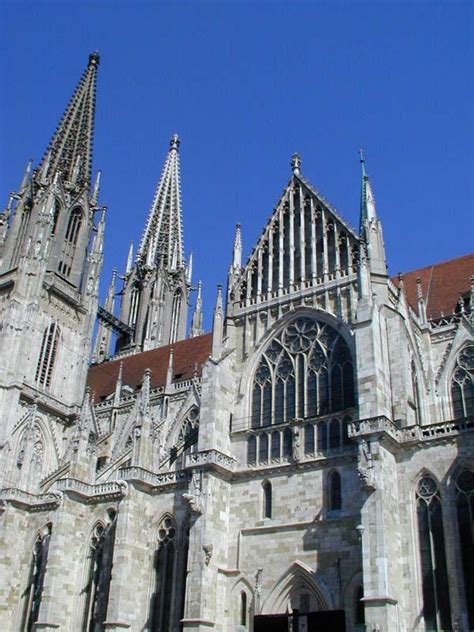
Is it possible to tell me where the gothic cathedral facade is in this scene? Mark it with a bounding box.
[0,54,473,632]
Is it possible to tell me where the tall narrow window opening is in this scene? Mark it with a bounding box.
[170,291,182,344]
[416,476,451,631]
[329,470,342,511]
[83,511,117,632]
[150,516,177,632]
[455,469,474,628]
[263,481,272,519]
[58,207,82,277]
[240,591,247,626]
[35,323,60,388]
[21,524,52,632]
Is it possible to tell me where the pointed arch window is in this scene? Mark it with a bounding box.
[240,591,248,627]
[150,516,177,632]
[451,345,474,419]
[82,510,116,632]
[129,283,141,329]
[58,207,82,277]
[170,407,199,467]
[50,198,61,235]
[12,207,31,267]
[35,322,60,388]
[251,317,354,428]
[455,469,474,628]
[21,524,52,632]
[263,481,272,519]
[416,476,451,631]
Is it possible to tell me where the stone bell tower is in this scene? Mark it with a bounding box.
[0,53,104,476]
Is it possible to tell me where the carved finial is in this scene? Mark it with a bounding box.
[170,133,180,151]
[89,51,100,66]
[232,223,242,269]
[458,295,466,314]
[291,153,301,176]
[416,277,423,300]
[125,241,134,274]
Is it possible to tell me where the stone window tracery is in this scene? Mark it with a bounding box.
[455,469,474,628]
[415,476,451,631]
[451,345,474,419]
[170,407,199,467]
[251,317,354,428]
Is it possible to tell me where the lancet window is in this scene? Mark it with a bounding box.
[149,517,190,630]
[170,290,182,344]
[35,322,60,388]
[129,283,141,328]
[58,207,82,277]
[251,317,354,428]
[170,407,199,467]
[455,469,474,628]
[21,524,52,632]
[451,345,474,419]
[82,511,117,632]
[415,476,451,631]
[263,481,272,519]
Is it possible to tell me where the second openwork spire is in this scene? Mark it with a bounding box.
[137,134,184,270]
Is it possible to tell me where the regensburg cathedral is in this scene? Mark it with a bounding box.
[0,53,473,632]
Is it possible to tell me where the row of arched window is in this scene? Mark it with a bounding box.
[20,512,189,632]
[247,418,352,466]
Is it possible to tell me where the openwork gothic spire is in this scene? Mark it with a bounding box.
[37,52,100,189]
[137,134,184,270]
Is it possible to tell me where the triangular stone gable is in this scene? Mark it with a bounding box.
[230,174,359,308]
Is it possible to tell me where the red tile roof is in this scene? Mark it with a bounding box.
[87,333,212,401]
[392,253,474,320]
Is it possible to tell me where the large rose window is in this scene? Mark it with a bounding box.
[251,317,354,427]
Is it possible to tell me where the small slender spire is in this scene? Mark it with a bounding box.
[36,52,100,189]
[359,149,377,229]
[212,284,224,359]
[113,361,124,407]
[19,159,33,194]
[232,223,242,269]
[416,278,428,325]
[91,170,101,205]
[137,134,184,270]
[190,281,204,337]
[125,241,134,274]
[291,153,302,177]
[105,269,117,310]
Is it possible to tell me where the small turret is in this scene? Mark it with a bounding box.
[190,281,204,338]
[211,284,224,359]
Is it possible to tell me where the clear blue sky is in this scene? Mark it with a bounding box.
[1,1,473,330]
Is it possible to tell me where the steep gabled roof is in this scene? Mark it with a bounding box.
[87,333,212,401]
[392,253,474,319]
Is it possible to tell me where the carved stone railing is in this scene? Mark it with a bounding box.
[119,466,191,492]
[0,487,62,511]
[53,478,128,503]
[348,416,401,442]
[185,449,237,472]
[399,417,474,444]
[21,382,80,420]
[349,415,474,445]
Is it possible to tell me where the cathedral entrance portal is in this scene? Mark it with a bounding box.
[254,610,346,632]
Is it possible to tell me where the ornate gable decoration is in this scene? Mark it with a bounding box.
[230,172,359,311]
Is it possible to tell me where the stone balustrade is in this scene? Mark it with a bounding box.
[0,487,62,511]
[53,478,128,503]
